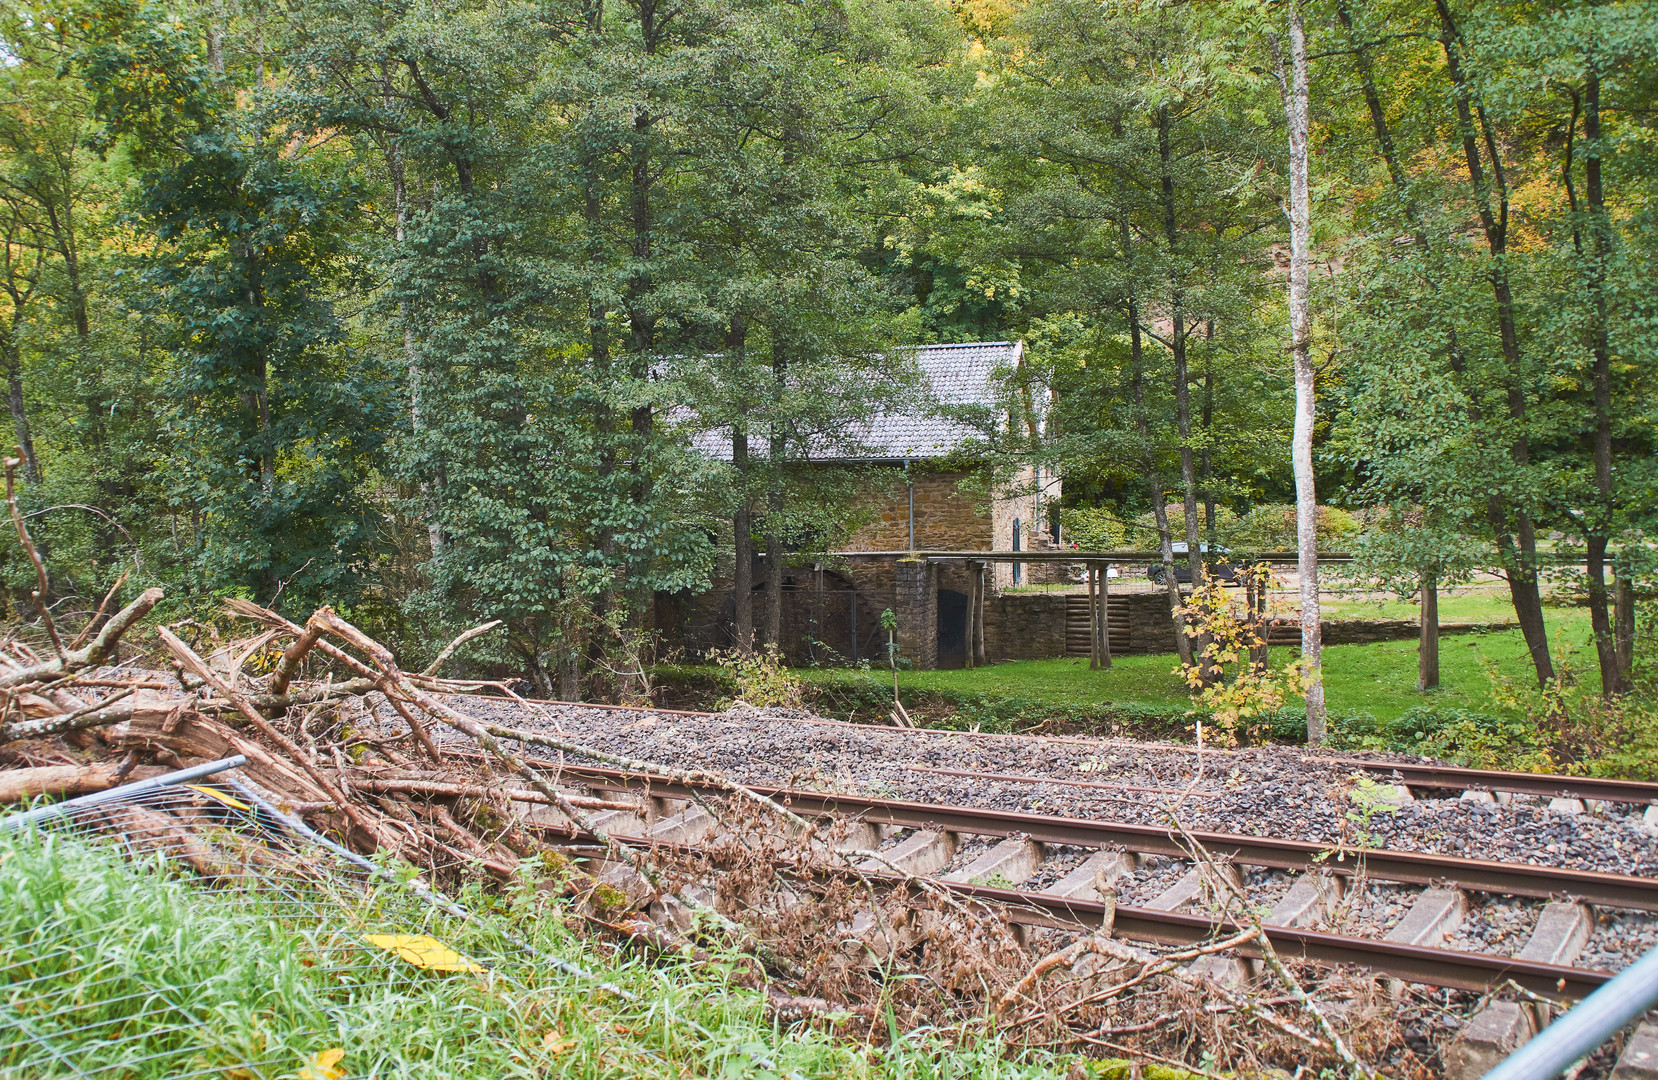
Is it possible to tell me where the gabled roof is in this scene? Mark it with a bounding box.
[861,341,1023,460]
[689,340,1024,463]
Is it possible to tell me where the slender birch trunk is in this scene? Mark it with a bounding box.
[1274,3,1325,743]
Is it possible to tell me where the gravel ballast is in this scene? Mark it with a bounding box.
[393,698,1658,879]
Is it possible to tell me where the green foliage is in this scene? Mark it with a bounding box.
[1059,505,1127,550]
[1328,705,1551,771]
[1177,577,1309,745]
[3,0,1657,721]
[74,0,397,612]
[1221,504,1359,554]
[710,645,804,710]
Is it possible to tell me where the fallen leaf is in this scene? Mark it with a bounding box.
[297,1047,346,1080]
[363,934,484,973]
[183,784,251,811]
[542,1030,577,1055]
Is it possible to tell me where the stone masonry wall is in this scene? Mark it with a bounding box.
[981,594,1068,661]
[848,468,994,552]
[893,559,938,670]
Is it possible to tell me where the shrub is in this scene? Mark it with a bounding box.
[709,645,804,709]
[1222,503,1359,552]
[1327,706,1552,770]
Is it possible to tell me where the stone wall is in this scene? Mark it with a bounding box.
[1264,618,1513,646]
[1116,591,1183,655]
[847,468,993,552]
[654,580,1494,670]
[893,559,938,669]
[655,569,890,664]
[981,594,1068,661]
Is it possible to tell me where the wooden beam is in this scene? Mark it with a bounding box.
[974,562,987,666]
[1087,564,1099,670]
[1098,562,1113,668]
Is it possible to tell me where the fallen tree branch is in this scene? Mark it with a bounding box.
[348,776,636,811]
[5,456,64,660]
[422,620,503,677]
[267,613,325,698]
[155,625,392,848]
[68,571,130,651]
[222,600,441,759]
[0,761,122,803]
[0,587,164,691]
[0,687,138,744]
[304,609,667,891]
[478,721,816,836]
[1167,815,1373,1077]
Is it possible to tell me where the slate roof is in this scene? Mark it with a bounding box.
[690,340,1024,463]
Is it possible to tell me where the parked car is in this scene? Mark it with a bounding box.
[1145,542,1243,585]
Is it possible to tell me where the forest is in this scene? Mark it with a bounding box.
[1,0,1655,707]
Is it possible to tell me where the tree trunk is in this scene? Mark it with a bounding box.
[4,357,39,486]
[729,317,754,654]
[388,137,444,559]
[1615,574,1635,685]
[1418,573,1439,691]
[1276,3,1324,743]
[1201,338,1216,546]
[763,516,782,650]
[1435,0,1553,688]
[762,338,787,649]
[1119,213,1193,668]
[558,606,583,701]
[1561,72,1619,697]
[1158,106,1205,592]
[1342,0,1541,688]
[1584,68,1619,697]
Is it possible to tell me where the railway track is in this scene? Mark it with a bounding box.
[508,754,1625,998]
[403,697,1658,1075]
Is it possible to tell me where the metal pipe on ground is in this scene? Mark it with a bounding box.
[1,755,247,830]
[1479,941,1658,1080]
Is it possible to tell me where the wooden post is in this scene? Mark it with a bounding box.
[812,563,823,663]
[1098,562,1112,668]
[1087,563,1099,670]
[964,563,977,670]
[974,562,987,666]
[1418,572,1439,691]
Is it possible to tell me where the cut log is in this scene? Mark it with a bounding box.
[0,762,121,803]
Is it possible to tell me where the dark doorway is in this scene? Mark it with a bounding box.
[937,589,968,669]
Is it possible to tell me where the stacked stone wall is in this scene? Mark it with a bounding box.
[847,468,994,552]
[893,559,938,669]
[981,594,1068,661]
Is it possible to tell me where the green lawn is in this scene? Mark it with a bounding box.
[1318,589,1528,626]
[796,601,1595,725]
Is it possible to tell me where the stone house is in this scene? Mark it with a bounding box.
[657,341,1065,666]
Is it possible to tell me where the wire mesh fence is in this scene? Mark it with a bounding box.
[1,769,598,1080]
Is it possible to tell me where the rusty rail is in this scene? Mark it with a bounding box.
[1318,757,1658,806]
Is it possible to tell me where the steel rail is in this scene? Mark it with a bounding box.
[1318,757,1658,806]
[535,759,1658,913]
[874,877,1612,1001]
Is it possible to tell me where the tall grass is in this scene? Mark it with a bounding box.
[0,826,1071,1078]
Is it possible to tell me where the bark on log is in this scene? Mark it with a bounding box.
[0,762,121,803]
